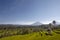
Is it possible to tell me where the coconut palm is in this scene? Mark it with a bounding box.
[52,20,56,25]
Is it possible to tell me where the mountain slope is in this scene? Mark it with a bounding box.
[31,22,42,26]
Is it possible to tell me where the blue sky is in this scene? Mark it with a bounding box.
[0,0,60,24]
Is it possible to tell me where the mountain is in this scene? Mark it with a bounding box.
[31,22,42,26]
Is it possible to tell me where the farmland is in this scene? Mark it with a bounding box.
[0,31,60,40]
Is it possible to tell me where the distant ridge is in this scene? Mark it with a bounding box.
[31,22,42,26]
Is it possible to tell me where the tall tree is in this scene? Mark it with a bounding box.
[52,20,56,25]
[48,23,52,33]
[49,23,52,28]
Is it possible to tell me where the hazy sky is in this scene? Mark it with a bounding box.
[0,0,60,24]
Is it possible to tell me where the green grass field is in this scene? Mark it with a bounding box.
[0,32,60,40]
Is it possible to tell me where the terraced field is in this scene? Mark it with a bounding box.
[0,32,60,40]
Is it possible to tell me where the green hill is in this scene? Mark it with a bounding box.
[0,32,60,40]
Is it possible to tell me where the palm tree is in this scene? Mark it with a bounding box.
[52,20,56,28]
[52,20,56,25]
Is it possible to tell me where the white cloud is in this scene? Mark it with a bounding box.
[0,21,34,25]
[42,21,52,24]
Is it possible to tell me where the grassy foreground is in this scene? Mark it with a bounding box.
[0,32,60,40]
